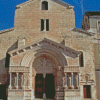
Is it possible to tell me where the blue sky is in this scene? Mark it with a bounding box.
[0,0,100,31]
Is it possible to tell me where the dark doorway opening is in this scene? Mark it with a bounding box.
[83,85,91,98]
[0,85,7,100]
[35,74,43,98]
[45,74,55,99]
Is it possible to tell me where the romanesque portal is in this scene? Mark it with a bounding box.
[32,54,63,99]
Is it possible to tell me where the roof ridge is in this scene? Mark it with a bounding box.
[16,0,33,8]
[16,0,73,9]
[0,28,14,34]
[74,28,95,36]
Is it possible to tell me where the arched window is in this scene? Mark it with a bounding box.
[79,51,84,67]
[42,1,48,10]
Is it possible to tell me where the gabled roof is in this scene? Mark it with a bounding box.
[51,0,73,8]
[73,28,95,36]
[16,0,73,9]
[0,28,14,34]
[85,11,100,17]
[8,38,80,57]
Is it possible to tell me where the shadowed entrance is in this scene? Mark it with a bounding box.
[35,74,55,99]
[45,74,55,99]
[35,74,43,98]
[0,85,7,100]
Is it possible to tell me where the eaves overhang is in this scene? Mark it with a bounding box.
[8,38,80,57]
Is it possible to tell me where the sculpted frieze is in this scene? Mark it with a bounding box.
[64,66,79,72]
[9,66,30,72]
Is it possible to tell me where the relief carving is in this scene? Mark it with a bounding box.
[33,55,55,68]
[80,74,94,82]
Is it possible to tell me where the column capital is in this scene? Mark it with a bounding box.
[58,66,61,70]
[64,73,67,75]
[71,72,73,75]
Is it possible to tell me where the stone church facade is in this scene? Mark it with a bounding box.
[0,0,98,100]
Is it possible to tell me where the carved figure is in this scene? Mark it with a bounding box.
[33,55,55,68]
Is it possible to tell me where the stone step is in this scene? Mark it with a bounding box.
[34,99,54,100]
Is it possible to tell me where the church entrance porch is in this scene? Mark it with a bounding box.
[32,53,64,100]
[8,38,82,100]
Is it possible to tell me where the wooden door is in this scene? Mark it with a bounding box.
[35,74,43,98]
[83,87,87,98]
[45,74,55,99]
[0,85,7,100]
[83,85,91,98]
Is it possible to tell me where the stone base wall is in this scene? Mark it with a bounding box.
[95,71,100,100]
[64,90,81,100]
[8,89,33,100]
[55,91,64,100]
[64,96,81,100]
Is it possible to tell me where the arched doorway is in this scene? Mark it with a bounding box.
[20,42,68,100]
[32,54,59,99]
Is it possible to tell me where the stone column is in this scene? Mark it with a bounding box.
[16,73,19,89]
[9,73,12,89]
[22,73,25,89]
[44,19,46,31]
[78,73,80,89]
[65,73,67,87]
[76,74,78,88]
[69,77,71,87]
[29,73,32,89]
[71,72,74,88]
[32,73,36,99]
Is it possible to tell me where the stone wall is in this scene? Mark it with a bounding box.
[0,0,97,99]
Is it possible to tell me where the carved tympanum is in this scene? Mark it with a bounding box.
[33,55,55,68]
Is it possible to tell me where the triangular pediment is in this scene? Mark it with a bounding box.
[8,38,80,57]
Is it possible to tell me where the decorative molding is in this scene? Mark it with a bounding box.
[64,66,80,72]
[8,38,80,57]
[9,66,30,72]
[74,28,95,36]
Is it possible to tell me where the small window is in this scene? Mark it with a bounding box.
[41,19,44,31]
[41,19,49,31]
[46,19,49,31]
[98,22,100,33]
[42,1,48,10]
[79,51,84,67]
